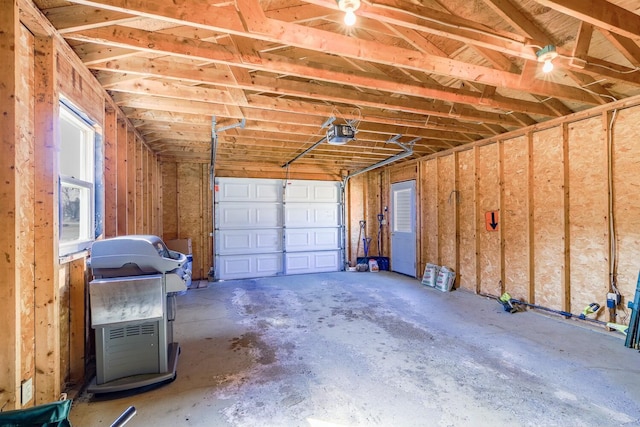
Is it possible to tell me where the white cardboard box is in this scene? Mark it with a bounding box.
[165,238,192,255]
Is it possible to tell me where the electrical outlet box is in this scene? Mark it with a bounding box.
[607,292,621,308]
[21,378,33,405]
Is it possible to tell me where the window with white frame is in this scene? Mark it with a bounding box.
[59,101,96,256]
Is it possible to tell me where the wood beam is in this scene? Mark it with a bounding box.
[33,36,61,405]
[482,0,550,42]
[599,30,640,67]
[108,78,518,129]
[104,108,118,237]
[76,28,559,117]
[534,0,640,41]
[61,0,600,105]
[0,0,20,410]
[236,0,595,103]
[43,4,138,33]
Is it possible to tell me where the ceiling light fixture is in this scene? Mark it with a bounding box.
[536,45,558,73]
[337,0,360,26]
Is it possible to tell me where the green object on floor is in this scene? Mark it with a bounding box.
[0,399,71,427]
[607,322,628,336]
[499,292,518,313]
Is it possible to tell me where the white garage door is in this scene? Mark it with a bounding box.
[214,178,343,280]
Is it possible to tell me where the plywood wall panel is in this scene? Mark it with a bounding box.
[612,107,640,302]
[437,156,456,271]
[161,162,178,240]
[177,163,205,279]
[380,170,391,260]
[348,175,366,263]
[366,172,383,257]
[457,149,476,292]
[390,163,416,183]
[422,159,439,264]
[477,144,501,296]
[568,117,608,312]
[202,164,213,277]
[532,127,565,309]
[502,136,530,301]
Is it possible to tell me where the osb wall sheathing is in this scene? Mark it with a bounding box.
[568,118,608,313]
[502,136,530,301]
[421,160,438,269]
[477,144,501,297]
[532,126,565,309]
[402,101,640,318]
[161,162,213,280]
[437,156,456,273]
[456,149,476,292]
[345,170,393,265]
[347,175,365,264]
[613,107,640,308]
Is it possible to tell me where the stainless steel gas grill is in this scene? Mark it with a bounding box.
[87,235,190,393]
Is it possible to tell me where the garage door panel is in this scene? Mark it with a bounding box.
[217,178,281,202]
[285,251,341,274]
[215,178,342,280]
[285,204,340,227]
[216,253,282,279]
[285,181,340,203]
[217,229,282,255]
[216,203,282,228]
[285,228,339,251]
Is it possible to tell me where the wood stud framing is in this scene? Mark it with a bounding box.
[407,95,640,324]
[3,0,640,411]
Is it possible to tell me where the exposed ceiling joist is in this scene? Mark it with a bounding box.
[29,0,640,171]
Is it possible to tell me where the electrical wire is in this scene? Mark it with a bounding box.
[603,108,630,324]
[581,85,619,103]
[608,108,619,297]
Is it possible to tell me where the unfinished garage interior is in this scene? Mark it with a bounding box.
[2,0,640,425]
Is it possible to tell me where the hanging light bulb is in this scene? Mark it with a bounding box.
[337,0,360,26]
[536,45,558,74]
[343,9,356,26]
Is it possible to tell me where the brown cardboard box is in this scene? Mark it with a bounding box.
[165,238,192,255]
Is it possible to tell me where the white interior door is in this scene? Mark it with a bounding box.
[391,180,416,277]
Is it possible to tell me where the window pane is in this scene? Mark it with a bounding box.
[61,184,92,243]
[59,107,94,182]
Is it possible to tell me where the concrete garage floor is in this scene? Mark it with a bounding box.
[70,272,640,426]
